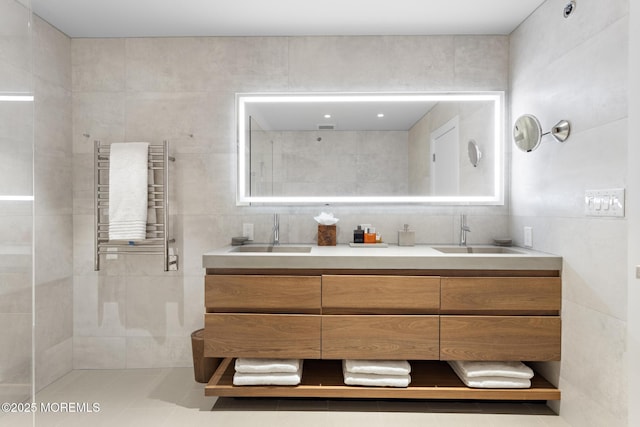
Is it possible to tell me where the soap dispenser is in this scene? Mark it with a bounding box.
[398,224,415,247]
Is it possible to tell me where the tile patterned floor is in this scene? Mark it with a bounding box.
[0,368,571,427]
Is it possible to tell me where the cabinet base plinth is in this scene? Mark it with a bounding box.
[205,358,560,401]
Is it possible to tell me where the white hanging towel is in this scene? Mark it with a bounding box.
[108,142,149,240]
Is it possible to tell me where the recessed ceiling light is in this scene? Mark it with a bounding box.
[324,114,331,119]
[377,113,385,118]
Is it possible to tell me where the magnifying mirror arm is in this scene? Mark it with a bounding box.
[541,120,570,143]
[549,120,571,143]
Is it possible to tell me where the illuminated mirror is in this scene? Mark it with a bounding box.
[237,92,504,205]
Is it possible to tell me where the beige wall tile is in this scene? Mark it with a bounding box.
[71,34,511,370]
[125,336,191,368]
[0,313,31,384]
[33,15,71,90]
[0,0,32,92]
[72,38,125,92]
[35,214,73,284]
[453,36,509,90]
[72,92,126,154]
[73,337,126,369]
[74,275,126,337]
[35,338,72,392]
[288,36,456,91]
[509,2,629,425]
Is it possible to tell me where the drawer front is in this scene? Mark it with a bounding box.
[440,277,561,314]
[205,275,321,313]
[322,315,439,360]
[440,315,561,361]
[204,313,321,358]
[322,275,440,314]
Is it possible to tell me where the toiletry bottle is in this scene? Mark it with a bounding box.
[353,225,364,244]
[364,227,376,244]
[398,224,415,246]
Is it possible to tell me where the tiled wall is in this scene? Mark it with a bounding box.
[33,16,73,391]
[250,129,409,197]
[0,4,72,395]
[509,0,628,425]
[10,2,634,421]
[0,0,33,402]
[71,35,510,368]
[628,3,640,426]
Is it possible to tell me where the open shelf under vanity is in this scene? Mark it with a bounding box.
[205,358,561,401]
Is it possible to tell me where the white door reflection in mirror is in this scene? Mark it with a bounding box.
[431,116,459,196]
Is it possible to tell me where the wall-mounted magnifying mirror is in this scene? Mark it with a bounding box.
[467,139,482,167]
[513,114,542,152]
[513,114,571,152]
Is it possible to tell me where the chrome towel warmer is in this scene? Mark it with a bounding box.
[94,140,177,271]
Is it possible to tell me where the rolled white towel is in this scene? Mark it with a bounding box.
[448,361,531,389]
[233,364,303,386]
[343,359,411,376]
[448,360,533,379]
[235,358,301,374]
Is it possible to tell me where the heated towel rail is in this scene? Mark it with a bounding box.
[94,140,177,271]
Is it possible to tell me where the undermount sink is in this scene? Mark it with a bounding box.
[229,245,312,253]
[432,246,524,255]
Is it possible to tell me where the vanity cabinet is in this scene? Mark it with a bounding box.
[322,315,440,360]
[439,277,561,315]
[205,275,321,314]
[321,275,440,360]
[203,269,561,401]
[439,277,562,361]
[204,275,321,358]
[321,275,440,314]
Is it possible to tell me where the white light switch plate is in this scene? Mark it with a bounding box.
[585,188,625,217]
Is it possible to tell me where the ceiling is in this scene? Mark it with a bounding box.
[31,0,546,38]
[247,99,440,132]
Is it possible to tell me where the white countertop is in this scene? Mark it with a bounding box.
[202,244,562,271]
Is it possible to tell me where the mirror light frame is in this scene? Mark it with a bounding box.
[236,91,505,206]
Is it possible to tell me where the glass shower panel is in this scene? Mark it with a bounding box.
[0,0,34,405]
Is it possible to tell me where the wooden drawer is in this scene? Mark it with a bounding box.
[440,277,561,315]
[322,315,440,360]
[204,313,321,359]
[440,315,561,361]
[205,275,321,313]
[322,275,440,314]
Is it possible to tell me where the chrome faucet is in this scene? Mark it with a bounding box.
[272,213,280,246]
[459,214,471,246]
